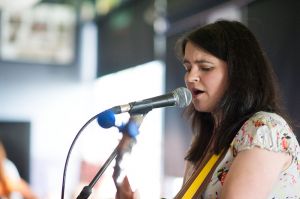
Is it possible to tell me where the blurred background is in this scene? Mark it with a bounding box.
[0,0,299,198]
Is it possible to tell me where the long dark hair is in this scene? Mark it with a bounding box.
[176,20,288,164]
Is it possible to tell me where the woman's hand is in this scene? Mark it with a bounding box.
[115,176,139,199]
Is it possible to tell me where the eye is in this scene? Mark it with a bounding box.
[201,66,213,71]
[199,63,214,71]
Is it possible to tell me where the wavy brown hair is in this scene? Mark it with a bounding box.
[175,20,289,164]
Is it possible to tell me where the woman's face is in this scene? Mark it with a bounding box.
[183,41,229,113]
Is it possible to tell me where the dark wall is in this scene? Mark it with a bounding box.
[96,0,154,77]
[0,121,31,182]
[167,0,229,23]
[247,0,300,135]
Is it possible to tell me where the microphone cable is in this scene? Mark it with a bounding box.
[60,113,99,199]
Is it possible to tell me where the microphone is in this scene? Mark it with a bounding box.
[108,87,192,114]
[97,87,192,128]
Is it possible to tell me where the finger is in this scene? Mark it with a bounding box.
[115,176,134,199]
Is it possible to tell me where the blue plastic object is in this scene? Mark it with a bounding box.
[97,109,116,129]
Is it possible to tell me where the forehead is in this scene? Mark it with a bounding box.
[184,42,218,61]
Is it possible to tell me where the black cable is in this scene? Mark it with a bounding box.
[61,113,99,199]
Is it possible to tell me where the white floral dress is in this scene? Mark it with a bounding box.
[184,111,300,199]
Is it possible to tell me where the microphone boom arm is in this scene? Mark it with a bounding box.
[76,113,147,199]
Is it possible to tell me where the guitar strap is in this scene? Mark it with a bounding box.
[174,149,226,199]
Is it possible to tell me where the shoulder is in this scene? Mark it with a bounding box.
[232,111,298,157]
[4,159,20,180]
[241,111,291,133]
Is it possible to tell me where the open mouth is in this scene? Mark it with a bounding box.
[192,89,205,96]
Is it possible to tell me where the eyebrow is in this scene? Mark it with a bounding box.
[182,58,213,65]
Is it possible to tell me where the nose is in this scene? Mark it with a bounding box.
[185,69,200,83]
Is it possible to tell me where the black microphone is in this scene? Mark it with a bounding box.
[107,87,192,115]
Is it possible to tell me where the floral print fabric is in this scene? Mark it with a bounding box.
[202,111,300,199]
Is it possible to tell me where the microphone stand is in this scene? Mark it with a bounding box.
[76,147,118,199]
[76,113,146,199]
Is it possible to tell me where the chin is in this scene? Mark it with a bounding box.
[194,106,212,113]
[193,101,215,113]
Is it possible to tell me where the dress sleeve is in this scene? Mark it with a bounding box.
[232,112,298,159]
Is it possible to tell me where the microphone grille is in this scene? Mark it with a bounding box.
[173,87,192,108]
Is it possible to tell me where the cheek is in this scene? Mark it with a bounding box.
[206,73,228,94]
